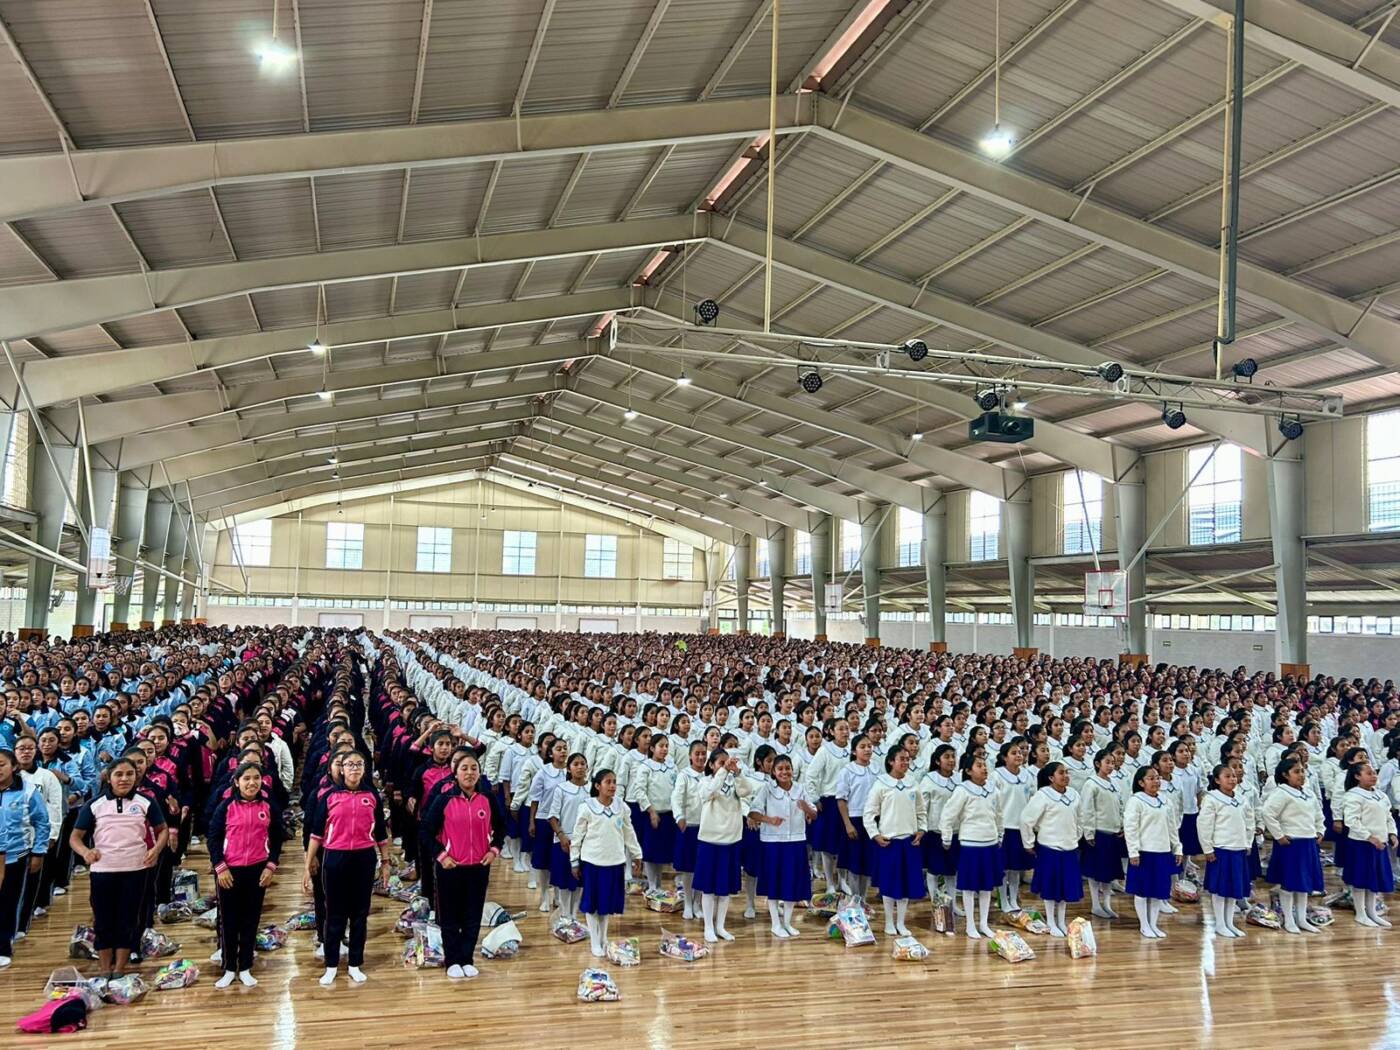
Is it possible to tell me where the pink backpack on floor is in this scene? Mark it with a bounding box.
[16,993,88,1035]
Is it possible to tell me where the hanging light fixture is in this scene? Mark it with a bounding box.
[256,1,297,72]
[980,0,1015,159]
[309,286,329,354]
[675,370,692,387]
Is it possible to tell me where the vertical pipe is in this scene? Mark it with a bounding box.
[1215,0,1245,378]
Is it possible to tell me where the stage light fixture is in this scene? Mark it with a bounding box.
[1161,403,1187,430]
[694,298,720,325]
[903,339,929,362]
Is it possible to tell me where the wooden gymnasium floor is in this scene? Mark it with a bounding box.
[3,837,1398,1050]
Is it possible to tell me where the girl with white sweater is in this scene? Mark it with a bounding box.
[1078,748,1126,920]
[753,755,816,939]
[993,738,1035,913]
[693,749,757,944]
[1198,764,1254,938]
[569,770,643,957]
[939,753,1003,939]
[631,734,677,891]
[1019,761,1082,937]
[919,744,960,903]
[1261,756,1326,934]
[802,718,852,895]
[670,740,708,920]
[1341,761,1399,928]
[1123,766,1182,940]
[864,747,926,937]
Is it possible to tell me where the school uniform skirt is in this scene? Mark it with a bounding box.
[1342,839,1395,893]
[1001,828,1035,872]
[692,839,742,896]
[1321,799,1339,842]
[1266,837,1324,893]
[922,832,958,877]
[811,796,845,854]
[514,808,533,853]
[1202,847,1251,898]
[1179,813,1202,856]
[741,825,762,878]
[956,843,1005,892]
[673,824,700,874]
[1031,845,1083,902]
[579,861,626,915]
[643,809,678,865]
[530,823,554,871]
[1125,851,1175,900]
[550,843,580,892]
[1247,840,1263,881]
[1082,832,1127,883]
[874,837,927,900]
[499,788,518,837]
[629,802,649,850]
[758,840,811,903]
[838,816,874,876]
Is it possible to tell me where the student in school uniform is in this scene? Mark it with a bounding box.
[569,769,643,958]
[303,750,391,985]
[1061,737,1093,794]
[752,754,816,939]
[670,740,708,920]
[801,718,852,895]
[993,738,1035,913]
[1019,761,1082,938]
[0,748,48,966]
[68,756,167,978]
[693,748,757,944]
[13,735,61,930]
[543,752,590,923]
[740,745,776,919]
[421,752,506,979]
[1262,756,1326,934]
[1078,748,1127,920]
[1170,739,1204,859]
[864,746,927,937]
[939,753,1003,939]
[1342,761,1399,929]
[526,737,569,911]
[1123,765,1182,940]
[919,744,960,905]
[633,734,677,892]
[1198,763,1253,938]
[834,734,877,903]
[207,761,285,988]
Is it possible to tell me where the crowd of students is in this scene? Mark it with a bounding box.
[0,622,1396,993]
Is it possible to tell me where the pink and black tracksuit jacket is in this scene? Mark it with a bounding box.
[207,795,285,875]
[421,785,507,866]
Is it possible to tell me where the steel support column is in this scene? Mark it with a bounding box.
[1267,455,1309,677]
[860,504,884,646]
[1115,480,1148,658]
[24,443,78,633]
[72,465,118,634]
[110,476,148,630]
[139,495,174,628]
[768,527,789,639]
[810,514,833,641]
[735,536,751,634]
[923,498,948,651]
[162,506,189,626]
[1004,499,1036,655]
[704,546,721,634]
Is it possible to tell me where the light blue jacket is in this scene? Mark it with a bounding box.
[0,778,50,857]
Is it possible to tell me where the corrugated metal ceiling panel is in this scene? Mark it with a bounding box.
[114,190,234,269]
[325,277,393,321]
[11,208,141,278]
[0,226,57,285]
[249,285,318,330]
[177,296,259,339]
[479,154,579,234]
[525,0,662,112]
[315,169,406,250]
[415,0,548,122]
[391,270,460,313]
[297,0,422,130]
[216,179,318,259]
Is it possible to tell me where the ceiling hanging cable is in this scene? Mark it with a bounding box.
[763,0,780,332]
[981,0,1014,158]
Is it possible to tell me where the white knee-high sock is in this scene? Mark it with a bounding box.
[743,873,758,917]
[1224,897,1244,936]
[963,891,980,938]
[853,874,871,902]
[882,896,897,934]
[769,899,787,937]
[978,889,993,935]
[1280,890,1300,933]
[1054,901,1068,936]
[538,870,553,910]
[950,877,963,915]
[1355,889,1378,926]
[715,895,732,938]
[782,901,798,935]
[1295,892,1319,933]
[1088,880,1101,912]
[1211,894,1228,935]
[820,853,838,891]
[644,862,662,891]
[895,898,910,936]
[598,915,610,946]
[1148,898,1166,937]
[1133,896,1154,937]
[1367,889,1392,927]
[926,874,939,902]
[701,893,717,940]
[585,913,601,953]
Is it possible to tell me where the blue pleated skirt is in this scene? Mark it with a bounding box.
[514,808,533,852]
[741,825,762,877]
[499,788,517,837]
[1266,837,1324,893]
[1031,845,1083,902]
[1082,832,1126,883]
[838,816,874,876]
[1322,799,1339,842]
[758,840,811,902]
[1125,850,1176,900]
[530,822,554,871]
[550,843,580,891]
[673,824,700,873]
[642,810,677,864]
[1203,847,1251,898]
[580,861,626,915]
[874,836,927,900]
[811,796,845,854]
[956,843,1005,892]
[1002,828,1035,872]
[1342,840,1396,893]
[629,801,648,847]
[922,832,958,876]
[1179,813,1202,856]
[692,840,742,896]
[1248,840,1263,881]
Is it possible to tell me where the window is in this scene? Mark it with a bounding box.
[755,540,770,578]
[584,534,617,578]
[2,413,28,508]
[726,547,737,580]
[415,526,453,573]
[502,530,536,575]
[1187,444,1242,545]
[794,531,811,575]
[662,538,692,580]
[231,519,272,567]
[969,491,1000,561]
[840,519,860,571]
[325,522,364,569]
[1368,410,1400,531]
[897,507,921,567]
[1062,471,1104,555]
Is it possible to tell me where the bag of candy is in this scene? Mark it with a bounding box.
[891,936,929,961]
[988,929,1035,963]
[931,894,957,936]
[552,918,589,944]
[832,905,877,948]
[1066,917,1097,959]
[1324,889,1355,911]
[480,920,522,959]
[402,922,444,968]
[68,926,97,960]
[156,902,192,925]
[577,967,619,1002]
[1245,901,1281,929]
[1172,878,1201,904]
[1005,909,1050,936]
[152,959,200,991]
[284,911,317,931]
[188,895,216,915]
[193,908,219,929]
[606,937,640,967]
[256,925,290,950]
[170,868,200,903]
[1307,904,1334,927]
[140,928,179,959]
[396,896,433,936]
[643,888,683,913]
[658,927,709,961]
[102,974,148,1005]
[807,891,842,918]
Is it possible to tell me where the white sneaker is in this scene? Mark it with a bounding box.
[32,906,46,917]
[1158,900,1178,914]
[347,966,367,983]
[447,965,465,979]
[318,968,337,986]
[771,925,790,939]
[53,887,66,896]
[13,931,25,941]
[462,964,479,978]
[784,922,800,937]
[238,971,257,987]
[313,942,325,960]
[215,972,236,989]
[210,948,223,963]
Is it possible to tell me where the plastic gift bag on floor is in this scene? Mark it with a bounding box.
[396,896,433,936]
[481,901,524,927]
[988,929,1036,963]
[170,868,200,904]
[152,959,200,991]
[658,927,708,961]
[284,911,317,931]
[67,927,97,960]
[1005,909,1050,935]
[101,974,148,1006]
[156,902,192,925]
[576,967,619,1002]
[140,928,179,959]
[891,936,929,961]
[1172,878,1201,903]
[401,922,444,968]
[188,895,216,915]
[1307,903,1335,927]
[1245,901,1281,930]
[643,888,682,912]
[1066,917,1097,959]
[1324,889,1355,911]
[193,908,219,929]
[931,894,957,936]
[43,967,104,1011]
[605,937,640,967]
[15,991,89,1035]
[256,925,289,951]
[480,920,522,959]
[808,891,842,918]
[831,905,877,948]
[551,918,588,944]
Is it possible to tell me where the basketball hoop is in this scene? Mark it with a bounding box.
[1084,570,1128,618]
